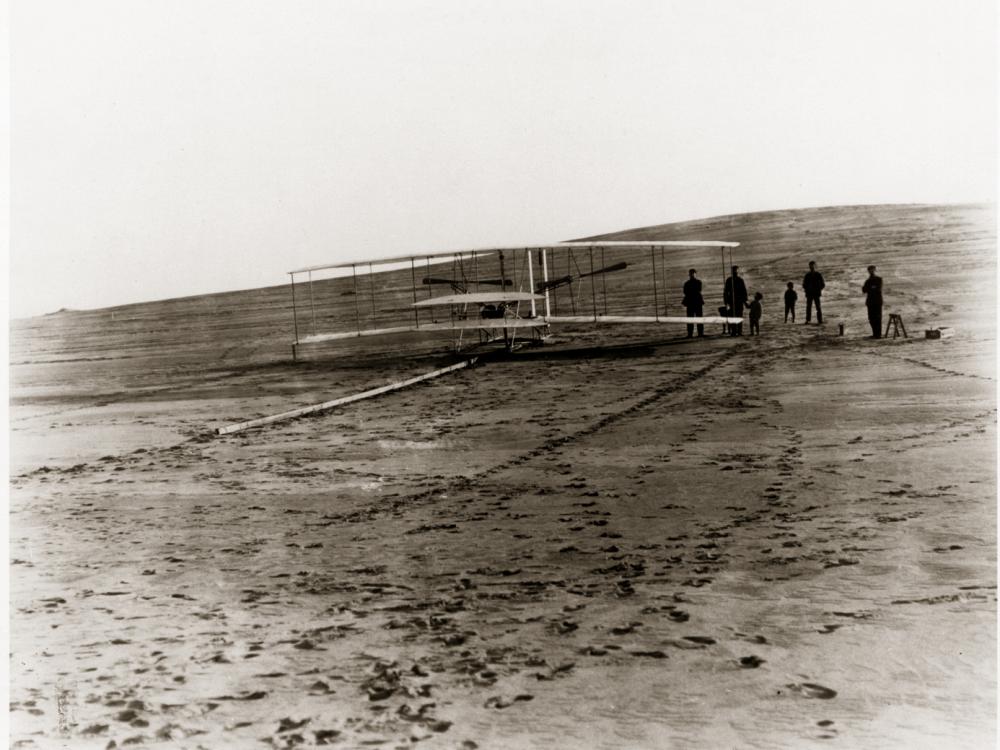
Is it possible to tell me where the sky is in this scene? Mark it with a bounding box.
[10,0,997,318]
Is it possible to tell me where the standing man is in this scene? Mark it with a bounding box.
[862,265,883,338]
[803,261,825,324]
[683,268,705,338]
[724,265,748,336]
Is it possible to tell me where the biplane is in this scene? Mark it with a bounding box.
[287,241,743,358]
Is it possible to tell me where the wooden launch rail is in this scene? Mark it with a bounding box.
[215,357,479,436]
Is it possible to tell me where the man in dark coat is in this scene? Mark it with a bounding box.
[683,268,705,338]
[803,261,825,324]
[862,265,883,338]
[723,266,748,336]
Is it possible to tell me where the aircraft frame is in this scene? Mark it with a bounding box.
[287,241,743,359]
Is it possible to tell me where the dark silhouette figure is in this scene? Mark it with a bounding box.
[683,269,704,338]
[862,265,883,338]
[480,303,506,319]
[784,282,797,322]
[724,266,748,336]
[748,292,763,335]
[803,261,825,324]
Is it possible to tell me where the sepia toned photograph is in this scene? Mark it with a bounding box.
[8,1,996,748]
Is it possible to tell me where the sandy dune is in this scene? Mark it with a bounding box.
[9,204,996,748]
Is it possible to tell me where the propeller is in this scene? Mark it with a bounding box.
[535,261,628,293]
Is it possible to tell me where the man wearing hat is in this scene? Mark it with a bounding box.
[802,260,825,324]
[682,268,705,338]
[862,265,883,338]
[724,266,748,336]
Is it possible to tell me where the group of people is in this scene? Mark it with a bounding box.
[682,262,885,339]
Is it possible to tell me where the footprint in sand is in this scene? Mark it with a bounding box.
[277,717,310,732]
[550,620,579,635]
[668,636,715,650]
[785,682,837,699]
[610,622,641,635]
[484,694,534,709]
[534,662,575,680]
[212,690,268,701]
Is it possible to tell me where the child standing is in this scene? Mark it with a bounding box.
[748,292,764,335]
[783,282,797,323]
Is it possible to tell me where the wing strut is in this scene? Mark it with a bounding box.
[589,246,598,321]
[660,246,668,315]
[410,258,419,328]
[352,265,361,334]
[527,248,537,318]
[368,263,377,329]
[541,249,551,317]
[651,246,660,322]
[290,274,300,360]
[601,247,609,316]
[308,271,317,334]
[498,251,508,348]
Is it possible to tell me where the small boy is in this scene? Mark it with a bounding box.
[783,282,797,323]
[747,292,764,335]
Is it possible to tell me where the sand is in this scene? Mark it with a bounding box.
[9,204,996,749]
